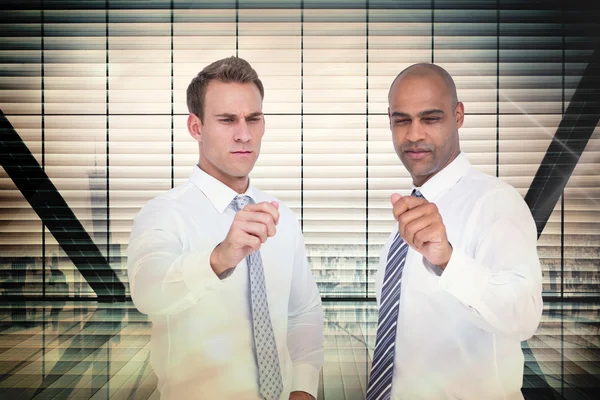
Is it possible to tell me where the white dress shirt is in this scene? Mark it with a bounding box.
[376,152,543,400]
[127,166,324,400]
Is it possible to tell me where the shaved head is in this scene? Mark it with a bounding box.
[387,63,464,186]
[389,63,459,109]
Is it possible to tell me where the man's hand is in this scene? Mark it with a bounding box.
[289,391,315,400]
[391,193,452,269]
[210,201,280,276]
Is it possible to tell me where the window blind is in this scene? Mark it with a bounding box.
[0,0,597,302]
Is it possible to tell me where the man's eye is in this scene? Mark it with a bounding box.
[423,118,440,123]
[219,118,234,123]
[394,119,409,125]
[247,117,261,123]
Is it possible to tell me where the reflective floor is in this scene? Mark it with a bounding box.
[0,301,598,399]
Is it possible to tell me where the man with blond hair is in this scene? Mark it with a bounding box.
[128,57,323,400]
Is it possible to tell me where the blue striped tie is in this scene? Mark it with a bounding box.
[366,190,424,400]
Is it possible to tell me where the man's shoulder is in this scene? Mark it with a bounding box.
[463,166,522,197]
[459,166,530,214]
[136,181,201,220]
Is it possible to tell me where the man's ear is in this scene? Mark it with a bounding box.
[187,113,202,142]
[387,107,392,129]
[455,101,464,129]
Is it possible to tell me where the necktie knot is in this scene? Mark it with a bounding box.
[412,189,424,199]
[231,195,253,212]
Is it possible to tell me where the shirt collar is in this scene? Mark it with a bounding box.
[189,165,256,214]
[413,152,471,201]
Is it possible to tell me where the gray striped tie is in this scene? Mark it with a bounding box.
[231,195,283,400]
[366,189,424,400]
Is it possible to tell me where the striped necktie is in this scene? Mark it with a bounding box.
[231,195,283,400]
[366,189,424,400]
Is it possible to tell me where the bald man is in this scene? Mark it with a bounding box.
[366,64,543,400]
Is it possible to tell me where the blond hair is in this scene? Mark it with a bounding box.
[186,56,264,121]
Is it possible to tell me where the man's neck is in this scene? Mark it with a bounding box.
[197,163,249,194]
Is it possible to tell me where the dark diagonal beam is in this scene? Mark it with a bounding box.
[525,46,600,238]
[0,110,125,302]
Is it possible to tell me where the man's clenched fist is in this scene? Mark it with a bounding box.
[210,201,280,276]
[391,193,452,269]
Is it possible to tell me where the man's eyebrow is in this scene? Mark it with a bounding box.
[390,111,411,118]
[214,112,264,118]
[246,112,264,118]
[417,109,445,117]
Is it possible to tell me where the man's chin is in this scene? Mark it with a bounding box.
[404,164,437,180]
[402,158,430,172]
[228,167,255,179]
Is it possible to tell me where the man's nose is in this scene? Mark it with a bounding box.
[234,120,251,142]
